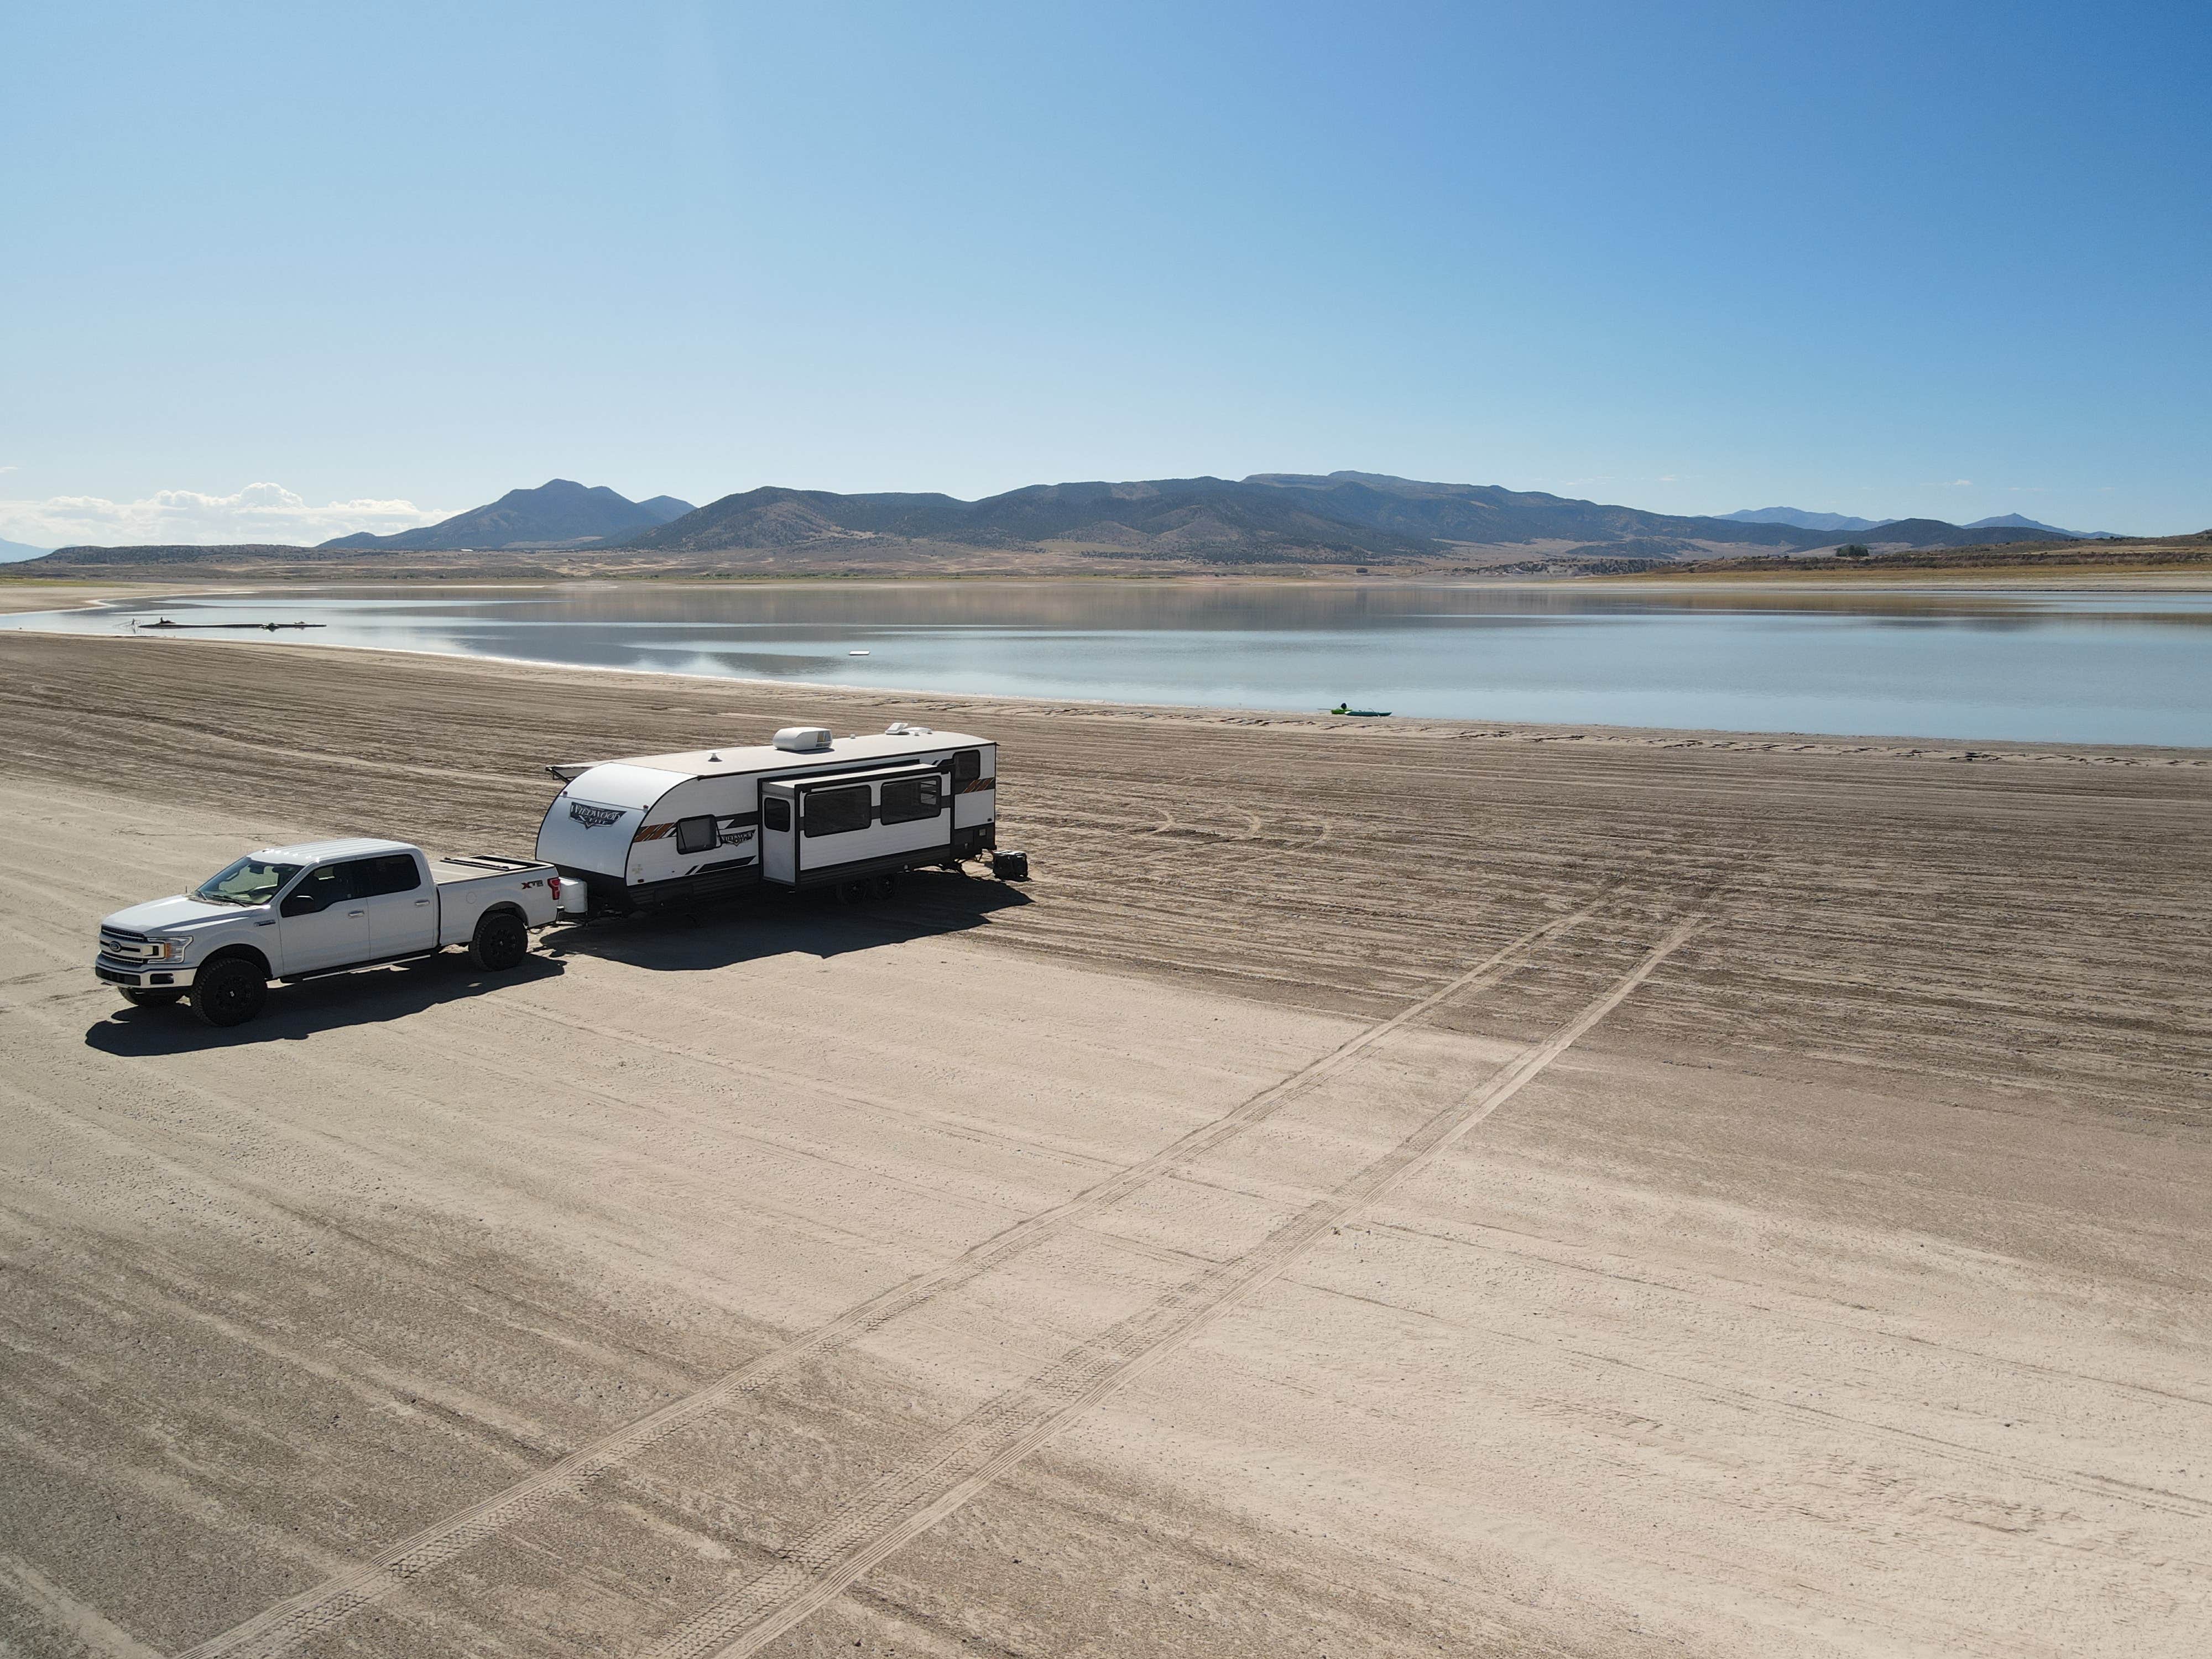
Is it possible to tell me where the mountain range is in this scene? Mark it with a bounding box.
[27,474,2143,571]
[1721,506,2113,539]
[0,535,54,563]
[601,473,2127,562]
[596,473,1877,562]
[321,480,693,551]
[305,473,1854,562]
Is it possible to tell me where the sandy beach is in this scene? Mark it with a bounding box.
[3,627,2208,1658]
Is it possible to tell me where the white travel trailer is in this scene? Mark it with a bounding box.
[536,723,1000,912]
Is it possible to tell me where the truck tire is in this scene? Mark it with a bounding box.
[468,909,529,972]
[121,988,182,1008]
[192,957,267,1027]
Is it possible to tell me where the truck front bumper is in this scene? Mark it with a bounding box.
[95,957,198,990]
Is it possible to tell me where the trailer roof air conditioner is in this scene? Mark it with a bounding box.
[773,726,834,752]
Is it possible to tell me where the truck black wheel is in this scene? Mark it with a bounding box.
[468,910,530,971]
[192,958,267,1027]
[121,988,182,1008]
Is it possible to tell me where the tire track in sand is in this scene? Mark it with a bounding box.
[171,895,1612,1659]
[644,917,1707,1659]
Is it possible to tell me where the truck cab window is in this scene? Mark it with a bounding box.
[803,785,871,836]
[290,863,358,911]
[675,815,720,855]
[353,854,421,897]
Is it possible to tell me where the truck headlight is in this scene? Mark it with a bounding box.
[150,937,186,960]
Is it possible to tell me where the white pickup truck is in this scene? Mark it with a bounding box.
[94,838,576,1027]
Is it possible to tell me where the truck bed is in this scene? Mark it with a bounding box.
[428,853,561,947]
[430,853,549,885]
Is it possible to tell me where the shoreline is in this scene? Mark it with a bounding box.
[4,579,2208,755]
[8,562,2212,603]
[6,623,2210,764]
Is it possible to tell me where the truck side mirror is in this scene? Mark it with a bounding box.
[280,891,322,917]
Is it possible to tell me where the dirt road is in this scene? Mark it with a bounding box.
[2,629,2207,1658]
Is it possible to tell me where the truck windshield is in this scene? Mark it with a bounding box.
[192,857,302,906]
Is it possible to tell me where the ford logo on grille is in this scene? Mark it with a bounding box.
[568,801,625,829]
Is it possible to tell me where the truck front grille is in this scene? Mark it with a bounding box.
[99,929,159,962]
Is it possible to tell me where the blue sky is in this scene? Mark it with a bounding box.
[3,0,2207,545]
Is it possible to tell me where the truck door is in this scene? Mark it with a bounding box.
[276,862,371,973]
[760,783,797,885]
[356,852,436,956]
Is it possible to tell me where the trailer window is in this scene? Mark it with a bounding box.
[351,853,421,897]
[675,815,720,855]
[952,749,983,782]
[879,775,942,823]
[762,796,791,832]
[803,784,871,836]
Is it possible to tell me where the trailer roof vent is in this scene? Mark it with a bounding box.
[773,726,834,752]
[884,721,935,737]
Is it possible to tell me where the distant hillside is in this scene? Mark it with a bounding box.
[1724,508,2119,540]
[621,478,1443,562]
[1856,518,2087,550]
[0,535,54,563]
[1241,474,1838,550]
[1962,514,2116,539]
[37,544,322,565]
[1720,507,1881,533]
[622,472,1839,563]
[321,479,694,551]
[1653,530,2212,578]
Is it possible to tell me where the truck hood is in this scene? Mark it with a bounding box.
[101,894,257,934]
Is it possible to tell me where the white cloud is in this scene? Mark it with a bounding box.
[0,482,450,549]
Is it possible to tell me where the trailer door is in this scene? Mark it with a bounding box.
[760,782,797,885]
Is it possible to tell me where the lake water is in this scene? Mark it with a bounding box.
[9,581,2211,747]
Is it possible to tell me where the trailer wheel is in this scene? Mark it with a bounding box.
[192,958,267,1027]
[468,910,530,972]
[121,988,182,1008]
